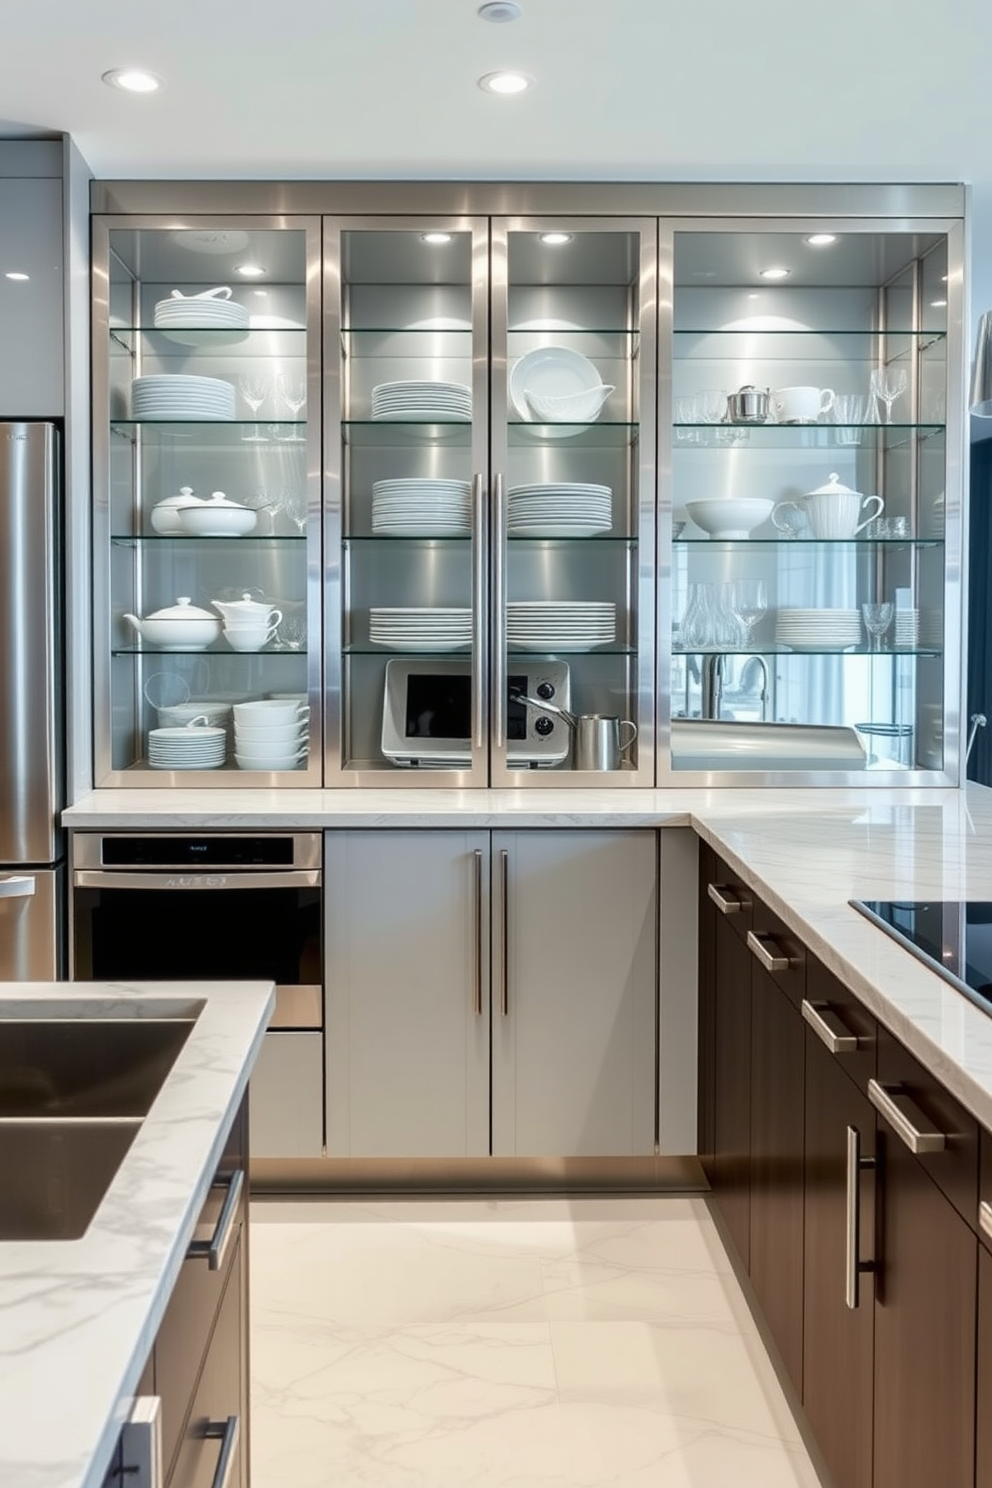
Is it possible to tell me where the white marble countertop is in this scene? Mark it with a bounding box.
[0,978,275,1488]
[64,782,992,1130]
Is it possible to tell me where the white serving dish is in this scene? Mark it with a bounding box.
[123,598,222,651]
[177,492,257,537]
[685,497,775,539]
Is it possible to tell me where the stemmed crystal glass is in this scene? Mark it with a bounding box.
[275,372,307,440]
[237,373,272,443]
[870,367,908,424]
[729,579,768,648]
[283,489,308,536]
[862,601,894,651]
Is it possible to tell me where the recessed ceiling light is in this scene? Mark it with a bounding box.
[804,233,837,247]
[235,263,266,278]
[539,232,572,246]
[421,232,453,245]
[478,70,533,94]
[101,68,163,94]
[759,266,791,280]
[930,298,948,308]
[4,271,29,281]
[478,1,523,19]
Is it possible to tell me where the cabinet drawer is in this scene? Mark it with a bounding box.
[804,954,877,1095]
[749,899,806,1012]
[157,1108,246,1480]
[875,1028,978,1230]
[703,851,754,942]
[168,1232,245,1488]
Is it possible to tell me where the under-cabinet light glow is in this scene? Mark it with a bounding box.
[421,232,453,244]
[235,263,266,278]
[804,233,837,247]
[759,266,791,280]
[539,233,573,246]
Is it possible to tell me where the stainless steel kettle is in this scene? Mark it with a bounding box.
[726,384,771,424]
[512,692,637,771]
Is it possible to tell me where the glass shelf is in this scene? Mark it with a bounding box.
[673,328,946,342]
[506,534,636,544]
[672,423,944,449]
[111,533,307,546]
[674,646,942,658]
[342,420,473,447]
[112,646,308,658]
[110,326,306,351]
[507,327,640,338]
[674,536,944,548]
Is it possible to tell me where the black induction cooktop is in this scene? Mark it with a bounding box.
[851,899,992,1013]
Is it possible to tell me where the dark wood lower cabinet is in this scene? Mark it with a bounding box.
[977,1241,992,1487]
[711,908,752,1268]
[872,1115,977,1488]
[802,1023,875,1488]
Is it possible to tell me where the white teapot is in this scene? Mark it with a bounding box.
[773,473,884,541]
[210,591,282,626]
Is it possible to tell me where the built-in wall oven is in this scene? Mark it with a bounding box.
[70,832,324,1161]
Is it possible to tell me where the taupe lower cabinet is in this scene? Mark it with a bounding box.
[698,848,987,1488]
[325,828,657,1159]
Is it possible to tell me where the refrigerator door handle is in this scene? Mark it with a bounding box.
[0,875,37,899]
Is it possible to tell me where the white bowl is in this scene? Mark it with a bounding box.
[235,751,307,770]
[685,497,774,539]
[223,627,277,652]
[177,503,257,538]
[233,722,308,745]
[234,699,309,726]
[525,385,614,422]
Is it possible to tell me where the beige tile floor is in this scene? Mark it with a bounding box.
[250,1195,827,1488]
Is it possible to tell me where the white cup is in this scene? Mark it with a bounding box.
[223,623,280,652]
[234,721,308,745]
[774,490,884,539]
[235,748,308,770]
[772,386,836,424]
[233,699,309,726]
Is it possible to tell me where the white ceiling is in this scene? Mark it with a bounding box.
[1,0,990,184]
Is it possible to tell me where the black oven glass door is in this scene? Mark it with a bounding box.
[73,880,321,999]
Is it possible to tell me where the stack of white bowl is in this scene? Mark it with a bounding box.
[153,288,249,345]
[233,699,310,771]
[147,719,227,771]
[131,374,236,420]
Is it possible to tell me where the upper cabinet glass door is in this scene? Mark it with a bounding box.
[489,219,657,786]
[92,216,322,785]
[324,218,490,786]
[662,222,961,783]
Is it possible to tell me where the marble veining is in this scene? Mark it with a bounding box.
[251,1196,824,1488]
[0,979,274,1488]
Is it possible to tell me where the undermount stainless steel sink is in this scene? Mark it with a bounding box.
[0,1012,196,1240]
[671,719,868,772]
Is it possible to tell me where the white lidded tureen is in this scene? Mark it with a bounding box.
[176,491,257,537]
[123,597,222,651]
[150,486,204,535]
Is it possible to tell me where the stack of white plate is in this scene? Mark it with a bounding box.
[369,606,473,652]
[507,483,613,537]
[131,374,236,420]
[371,380,471,421]
[507,601,616,651]
[775,608,862,651]
[894,609,920,648]
[147,722,227,770]
[371,478,473,536]
[153,293,249,346]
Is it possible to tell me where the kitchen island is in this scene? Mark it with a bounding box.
[0,978,274,1488]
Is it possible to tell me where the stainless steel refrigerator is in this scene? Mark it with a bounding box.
[0,422,65,979]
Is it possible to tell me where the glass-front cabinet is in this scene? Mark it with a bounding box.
[662,218,961,783]
[92,217,322,784]
[91,185,964,787]
[325,216,656,787]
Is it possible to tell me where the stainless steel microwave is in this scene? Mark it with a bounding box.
[382,658,571,768]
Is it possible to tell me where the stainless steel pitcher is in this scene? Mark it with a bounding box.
[512,691,637,771]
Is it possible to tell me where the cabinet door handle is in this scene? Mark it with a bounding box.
[746,929,790,973]
[187,1168,244,1271]
[119,1395,163,1488]
[867,1079,947,1153]
[471,473,487,755]
[707,881,747,915]
[472,848,483,1017]
[801,999,860,1054]
[980,1200,992,1242]
[492,474,507,752]
[204,1416,240,1488]
[845,1124,876,1309]
[499,848,509,1018]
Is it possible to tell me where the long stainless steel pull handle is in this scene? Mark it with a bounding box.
[707,882,747,915]
[472,848,483,1017]
[204,1416,240,1488]
[868,1079,947,1153]
[802,999,860,1054]
[493,473,507,753]
[746,929,790,973]
[0,875,36,899]
[845,1125,876,1309]
[471,473,487,756]
[500,848,509,1017]
[187,1168,244,1271]
[980,1200,992,1242]
[73,869,321,891]
[120,1395,163,1488]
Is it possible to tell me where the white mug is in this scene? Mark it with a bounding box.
[772,385,836,424]
[234,698,309,726]
[223,621,280,652]
[773,490,884,540]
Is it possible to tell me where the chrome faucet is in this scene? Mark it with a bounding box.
[700,654,769,721]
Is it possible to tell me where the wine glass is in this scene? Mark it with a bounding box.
[237,373,271,443]
[729,579,768,648]
[283,489,308,536]
[275,372,307,440]
[862,601,894,651]
[870,367,908,425]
